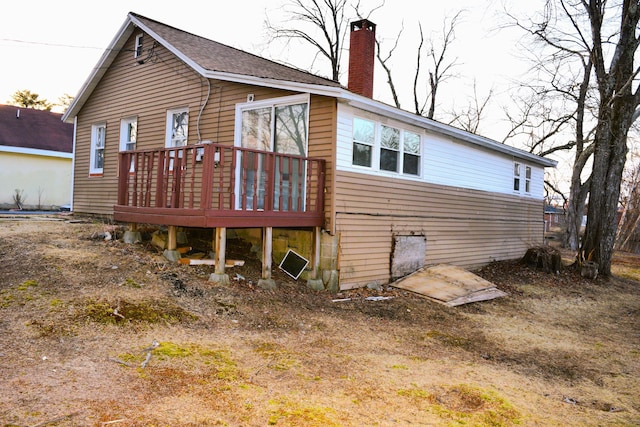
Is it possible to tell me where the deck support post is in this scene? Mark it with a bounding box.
[258,226,276,289]
[209,227,230,284]
[123,222,141,244]
[163,225,182,262]
[167,225,177,250]
[306,226,324,290]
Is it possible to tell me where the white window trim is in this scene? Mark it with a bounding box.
[352,117,422,178]
[233,94,310,210]
[352,117,375,168]
[134,33,144,58]
[234,94,310,152]
[525,165,532,194]
[119,116,138,151]
[90,122,106,175]
[165,107,189,148]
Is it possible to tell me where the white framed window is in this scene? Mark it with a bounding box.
[403,131,421,175]
[134,33,144,58]
[234,94,310,210]
[90,123,106,175]
[352,117,375,167]
[119,117,137,151]
[380,125,400,172]
[166,108,189,147]
[352,117,421,176]
[514,162,532,193]
[237,94,309,155]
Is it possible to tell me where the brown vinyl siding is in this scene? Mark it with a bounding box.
[334,170,543,289]
[307,96,337,230]
[73,30,335,218]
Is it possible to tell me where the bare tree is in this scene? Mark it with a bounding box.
[510,0,640,275]
[375,11,462,119]
[265,0,382,82]
[614,119,640,250]
[422,12,462,119]
[265,0,348,81]
[446,79,494,134]
[376,23,404,108]
[579,0,640,275]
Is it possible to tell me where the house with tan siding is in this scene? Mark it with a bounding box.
[63,12,556,290]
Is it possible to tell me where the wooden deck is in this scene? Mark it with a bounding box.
[114,143,326,228]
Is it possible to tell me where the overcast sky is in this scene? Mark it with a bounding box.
[0,0,545,141]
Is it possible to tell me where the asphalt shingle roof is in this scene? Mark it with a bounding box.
[0,105,73,153]
[132,13,343,88]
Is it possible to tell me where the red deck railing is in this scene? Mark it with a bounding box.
[114,143,326,228]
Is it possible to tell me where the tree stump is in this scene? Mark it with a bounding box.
[580,261,598,279]
[521,246,563,274]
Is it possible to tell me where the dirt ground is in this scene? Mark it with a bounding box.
[0,216,638,427]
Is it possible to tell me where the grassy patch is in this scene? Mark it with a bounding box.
[397,383,521,426]
[0,280,42,308]
[254,341,300,372]
[122,277,142,288]
[17,279,38,291]
[267,397,340,426]
[431,384,521,426]
[77,298,197,325]
[118,342,240,381]
[425,330,471,348]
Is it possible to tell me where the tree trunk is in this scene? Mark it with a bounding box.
[580,123,628,275]
[565,146,593,250]
[579,0,639,277]
[566,181,588,250]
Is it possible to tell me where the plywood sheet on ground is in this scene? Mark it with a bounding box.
[391,264,507,306]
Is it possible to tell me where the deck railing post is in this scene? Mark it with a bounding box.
[201,144,214,210]
[155,151,166,207]
[264,152,274,211]
[117,152,128,205]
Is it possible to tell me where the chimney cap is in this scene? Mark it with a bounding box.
[350,19,376,32]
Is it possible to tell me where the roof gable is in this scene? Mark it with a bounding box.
[0,105,73,153]
[130,13,341,88]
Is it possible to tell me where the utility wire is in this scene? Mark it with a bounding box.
[0,37,131,52]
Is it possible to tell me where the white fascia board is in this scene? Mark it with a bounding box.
[201,70,345,98]
[62,17,135,123]
[0,145,73,159]
[341,95,558,168]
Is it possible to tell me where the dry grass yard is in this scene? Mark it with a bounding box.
[0,216,638,426]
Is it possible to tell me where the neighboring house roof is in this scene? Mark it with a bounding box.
[0,104,73,153]
[544,205,565,214]
[63,12,556,168]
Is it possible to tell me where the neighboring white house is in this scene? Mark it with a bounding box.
[0,105,73,210]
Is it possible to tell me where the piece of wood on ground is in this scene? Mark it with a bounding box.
[390,264,507,307]
[178,258,245,267]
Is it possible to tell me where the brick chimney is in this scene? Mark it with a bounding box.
[348,19,376,98]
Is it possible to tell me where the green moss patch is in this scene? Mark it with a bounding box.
[268,397,340,426]
[398,383,521,426]
[78,299,197,325]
